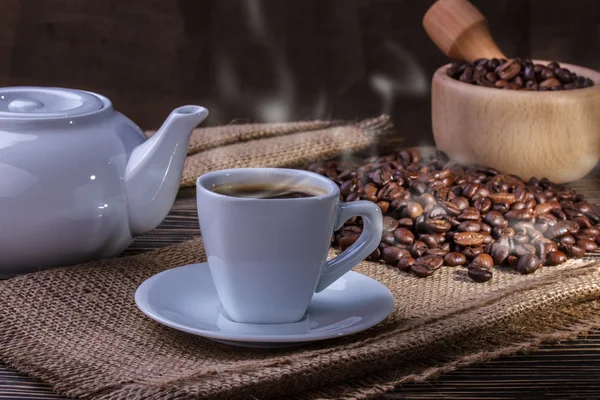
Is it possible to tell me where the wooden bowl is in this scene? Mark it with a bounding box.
[432,61,600,183]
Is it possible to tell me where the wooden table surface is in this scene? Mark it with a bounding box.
[2,171,600,399]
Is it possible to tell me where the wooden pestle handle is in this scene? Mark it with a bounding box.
[423,0,506,63]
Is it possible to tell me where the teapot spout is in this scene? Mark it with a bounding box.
[125,105,208,236]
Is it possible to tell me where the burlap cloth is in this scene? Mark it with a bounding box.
[146,116,394,188]
[1,117,600,400]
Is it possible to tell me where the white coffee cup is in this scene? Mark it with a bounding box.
[196,168,383,324]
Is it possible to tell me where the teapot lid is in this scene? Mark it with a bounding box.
[0,87,104,119]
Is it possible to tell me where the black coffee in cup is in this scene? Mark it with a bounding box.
[211,183,325,199]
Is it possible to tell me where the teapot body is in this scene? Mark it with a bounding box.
[0,108,146,276]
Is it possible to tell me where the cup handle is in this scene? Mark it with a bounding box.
[314,201,383,293]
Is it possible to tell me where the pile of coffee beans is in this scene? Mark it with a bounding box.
[308,150,600,282]
[446,58,594,91]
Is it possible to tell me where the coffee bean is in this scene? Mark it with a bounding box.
[545,222,570,238]
[340,225,361,235]
[564,82,577,90]
[583,227,600,237]
[586,211,600,225]
[340,180,357,196]
[381,231,395,246]
[564,220,580,235]
[376,201,390,213]
[485,58,499,70]
[444,252,467,266]
[560,244,585,258]
[517,254,542,274]
[421,234,438,249]
[378,182,403,202]
[382,246,406,265]
[397,256,416,271]
[416,193,436,206]
[405,201,423,219]
[491,243,510,265]
[575,234,594,242]
[411,240,428,258]
[425,219,452,233]
[546,251,567,266]
[473,197,492,213]
[507,255,518,266]
[452,197,470,210]
[415,255,444,270]
[398,218,413,228]
[471,253,494,269]
[346,192,360,202]
[513,234,529,244]
[556,68,574,83]
[337,226,361,248]
[545,240,560,253]
[540,68,556,80]
[492,204,509,214]
[485,71,497,82]
[382,216,399,232]
[513,76,524,88]
[474,58,488,68]
[426,248,449,257]
[576,239,597,252]
[537,213,558,226]
[459,66,473,83]
[468,266,493,282]
[463,246,484,260]
[411,264,436,278]
[479,223,492,233]
[559,235,576,245]
[426,206,447,220]
[533,63,545,75]
[458,221,481,232]
[515,244,537,256]
[364,182,378,198]
[454,232,485,247]
[458,208,481,221]
[367,248,381,261]
[534,203,554,216]
[500,227,516,239]
[509,201,525,211]
[410,181,428,195]
[484,211,505,227]
[576,201,594,214]
[523,65,535,80]
[440,201,461,217]
[547,61,560,71]
[481,232,494,245]
[393,227,415,245]
[540,77,562,89]
[497,60,522,80]
[490,193,516,204]
[504,210,534,221]
[574,216,594,229]
[371,168,392,186]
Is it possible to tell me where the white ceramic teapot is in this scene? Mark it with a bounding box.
[0,87,208,276]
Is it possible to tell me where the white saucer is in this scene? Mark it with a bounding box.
[135,262,394,348]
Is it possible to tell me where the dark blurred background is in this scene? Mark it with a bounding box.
[1,0,598,145]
